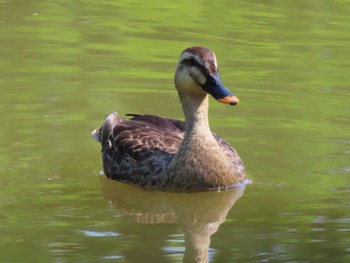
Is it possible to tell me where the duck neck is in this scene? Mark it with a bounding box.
[180,93,211,136]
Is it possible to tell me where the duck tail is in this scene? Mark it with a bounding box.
[92,112,122,146]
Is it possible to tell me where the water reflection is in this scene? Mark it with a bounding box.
[101,176,246,263]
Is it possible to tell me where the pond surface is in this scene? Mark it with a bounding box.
[1,0,350,262]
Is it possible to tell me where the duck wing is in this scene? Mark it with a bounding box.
[126,113,185,132]
[94,113,183,185]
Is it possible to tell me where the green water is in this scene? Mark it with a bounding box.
[1,0,349,262]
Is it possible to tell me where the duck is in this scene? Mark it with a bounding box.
[92,46,247,191]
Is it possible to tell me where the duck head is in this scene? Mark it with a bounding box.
[174,46,239,105]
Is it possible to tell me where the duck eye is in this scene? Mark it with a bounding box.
[181,58,208,74]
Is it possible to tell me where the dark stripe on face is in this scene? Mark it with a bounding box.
[180,57,209,76]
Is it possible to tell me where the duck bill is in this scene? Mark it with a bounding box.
[202,74,240,105]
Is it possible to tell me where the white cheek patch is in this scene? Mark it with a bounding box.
[176,68,193,85]
[189,67,207,86]
[179,52,208,86]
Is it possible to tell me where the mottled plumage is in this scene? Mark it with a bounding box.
[92,46,247,191]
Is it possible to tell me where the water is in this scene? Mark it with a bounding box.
[1,0,350,262]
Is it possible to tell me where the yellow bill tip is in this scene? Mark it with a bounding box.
[217,95,240,105]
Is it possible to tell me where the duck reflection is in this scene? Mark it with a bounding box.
[101,176,246,263]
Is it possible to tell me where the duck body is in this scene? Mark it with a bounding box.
[93,46,247,191]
